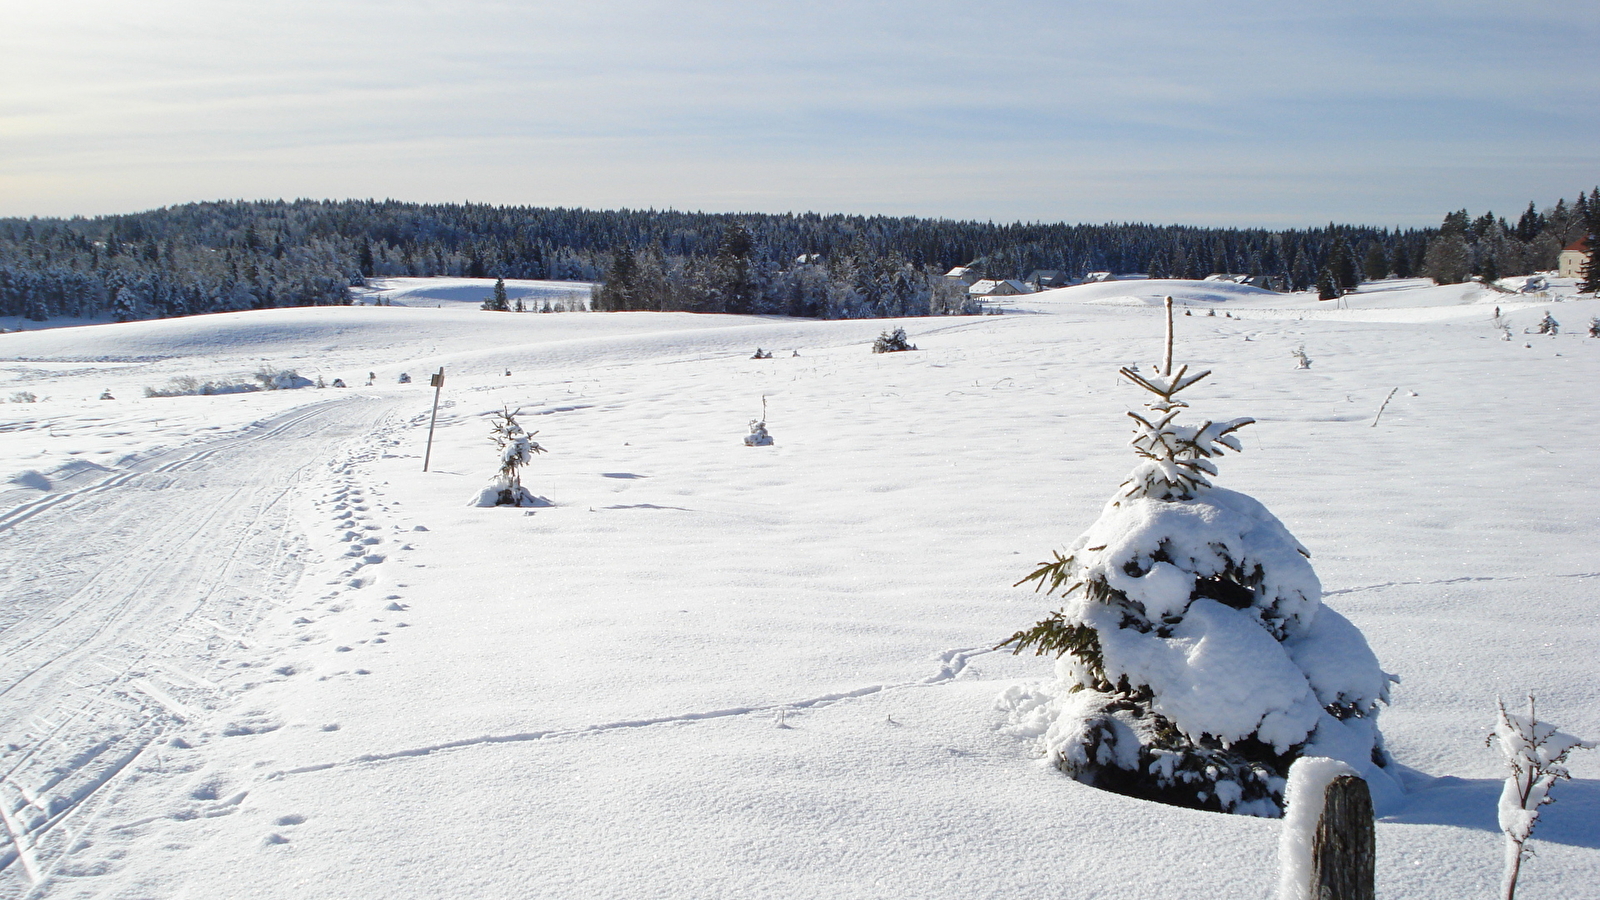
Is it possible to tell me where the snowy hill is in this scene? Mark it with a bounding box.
[1,278,1597,899]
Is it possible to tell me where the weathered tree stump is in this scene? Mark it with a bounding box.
[1311,774,1375,900]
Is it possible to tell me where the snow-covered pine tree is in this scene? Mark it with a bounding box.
[872,327,916,353]
[483,408,546,506]
[1000,298,1396,817]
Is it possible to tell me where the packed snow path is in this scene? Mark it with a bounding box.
[0,397,401,890]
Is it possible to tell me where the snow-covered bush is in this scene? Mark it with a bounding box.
[1292,346,1312,369]
[476,408,546,507]
[999,304,1396,817]
[144,376,249,398]
[1531,312,1559,335]
[10,391,38,403]
[1588,317,1599,338]
[744,397,774,446]
[254,368,314,390]
[144,369,312,397]
[872,327,916,353]
[473,406,544,506]
[1491,697,1594,900]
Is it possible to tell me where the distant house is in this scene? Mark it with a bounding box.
[1026,270,1073,290]
[1205,273,1286,292]
[944,265,983,286]
[968,279,1034,298]
[1558,237,1591,278]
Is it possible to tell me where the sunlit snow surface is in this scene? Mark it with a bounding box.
[1,278,1596,899]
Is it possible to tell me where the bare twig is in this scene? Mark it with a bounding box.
[1163,296,1175,377]
[1369,388,1398,428]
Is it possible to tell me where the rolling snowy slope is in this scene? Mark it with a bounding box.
[0,279,1597,899]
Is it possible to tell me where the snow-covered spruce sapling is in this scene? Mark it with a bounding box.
[1490,697,1595,900]
[1531,312,1559,335]
[1588,317,1599,338]
[744,396,774,446]
[486,408,546,506]
[872,327,916,353]
[1292,346,1312,369]
[999,298,1396,816]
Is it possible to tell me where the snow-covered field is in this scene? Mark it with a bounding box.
[1,277,1597,899]
[350,277,593,311]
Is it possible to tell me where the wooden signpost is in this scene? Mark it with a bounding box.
[423,367,444,471]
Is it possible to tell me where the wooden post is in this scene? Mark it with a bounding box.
[1310,775,1375,900]
[423,367,444,472]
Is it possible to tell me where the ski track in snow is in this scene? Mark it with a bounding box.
[1323,571,1600,597]
[0,396,405,893]
[265,645,993,780]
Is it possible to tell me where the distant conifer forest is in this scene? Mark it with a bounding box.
[0,193,1593,323]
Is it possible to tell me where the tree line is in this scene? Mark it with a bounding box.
[1,192,1594,324]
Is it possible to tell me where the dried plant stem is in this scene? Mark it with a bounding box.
[1370,388,1398,428]
[1163,296,1175,377]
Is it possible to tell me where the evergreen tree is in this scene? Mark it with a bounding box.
[1317,267,1340,300]
[1580,203,1600,296]
[1361,242,1388,282]
[481,276,510,311]
[1000,301,1394,816]
[484,408,546,507]
[1329,236,1359,293]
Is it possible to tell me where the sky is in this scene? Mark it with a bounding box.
[1,0,1596,228]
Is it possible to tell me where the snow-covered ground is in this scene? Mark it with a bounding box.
[350,277,594,311]
[1,277,1597,899]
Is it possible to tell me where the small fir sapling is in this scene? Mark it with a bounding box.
[751,348,773,359]
[1588,317,1599,338]
[744,396,774,446]
[1532,312,1559,335]
[398,372,411,384]
[872,327,917,353]
[484,408,546,507]
[1292,346,1312,369]
[998,297,1396,817]
[1490,697,1595,900]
